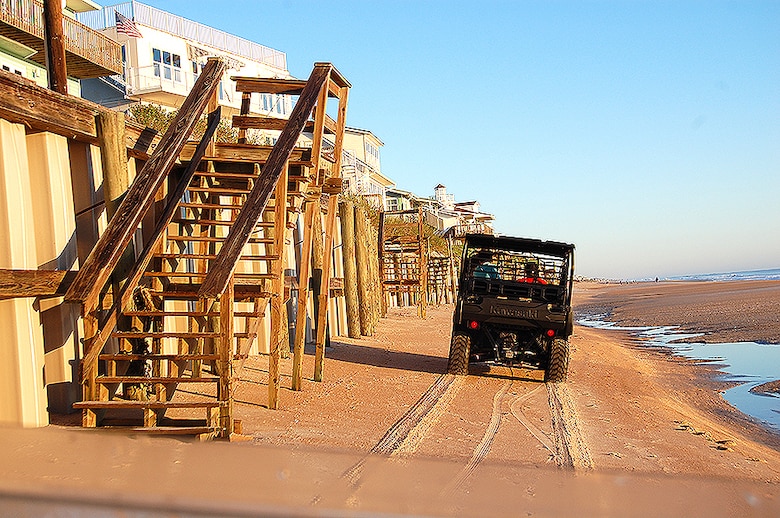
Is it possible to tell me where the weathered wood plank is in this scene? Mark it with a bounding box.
[199,63,332,298]
[0,269,77,299]
[232,115,288,131]
[64,58,226,305]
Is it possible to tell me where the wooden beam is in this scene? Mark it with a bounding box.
[199,63,332,298]
[0,269,77,299]
[64,58,226,306]
[43,0,67,94]
[0,68,98,141]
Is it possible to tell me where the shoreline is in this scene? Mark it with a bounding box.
[574,279,780,344]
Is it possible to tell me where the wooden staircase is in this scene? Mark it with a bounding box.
[379,208,429,318]
[67,61,351,438]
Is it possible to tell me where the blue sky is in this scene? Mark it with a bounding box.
[140,0,779,280]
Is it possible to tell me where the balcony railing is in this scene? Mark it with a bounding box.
[77,1,286,71]
[0,0,122,77]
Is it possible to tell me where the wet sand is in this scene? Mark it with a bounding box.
[574,280,780,344]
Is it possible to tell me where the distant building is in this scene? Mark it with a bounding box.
[0,0,122,95]
[417,185,494,236]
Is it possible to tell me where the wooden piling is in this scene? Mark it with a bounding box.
[339,199,360,338]
[268,163,289,409]
[354,203,373,335]
[43,0,67,94]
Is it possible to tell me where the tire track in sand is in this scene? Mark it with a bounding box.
[547,381,593,470]
[443,373,593,496]
[339,373,464,490]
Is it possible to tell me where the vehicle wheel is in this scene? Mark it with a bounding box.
[545,338,569,382]
[447,333,471,375]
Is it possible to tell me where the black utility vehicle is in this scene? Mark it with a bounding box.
[448,234,575,381]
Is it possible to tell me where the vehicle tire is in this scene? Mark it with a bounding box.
[545,338,569,382]
[447,333,471,375]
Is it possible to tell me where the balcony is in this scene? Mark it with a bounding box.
[0,0,122,78]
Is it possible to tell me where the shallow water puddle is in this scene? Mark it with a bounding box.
[577,316,780,433]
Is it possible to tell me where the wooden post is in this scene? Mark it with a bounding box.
[378,212,387,316]
[354,203,373,336]
[43,0,67,94]
[368,217,382,326]
[417,208,428,319]
[313,83,349,382]
[81,309,98,427]
[218,278,234,436]
[292,197,317,390]
[268,163,289,409]
[339,199,360,338]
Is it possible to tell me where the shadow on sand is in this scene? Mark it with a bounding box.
[324,340,447,375]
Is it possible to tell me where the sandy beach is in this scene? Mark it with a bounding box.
[2,281,779,516]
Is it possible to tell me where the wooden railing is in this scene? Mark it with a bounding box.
[0,0,122,75]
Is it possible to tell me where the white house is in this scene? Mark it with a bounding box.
[78,0,293,121]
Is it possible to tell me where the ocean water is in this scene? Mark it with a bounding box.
[665,267,780,282]
[578,317,780,433]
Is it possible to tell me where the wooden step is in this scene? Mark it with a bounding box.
[122,310,262,318]
[143,271,275,280]
[73,400,222,409]
[98,426,218,436]
[148,285,272,299]
[96,376,219,384]
[173,218,275,228]
[112,331,220,339]
[179,202,244,210]
[187,186,251,195]
[100,353,220,361]
[155,253,278,261]
[166,235,273,243]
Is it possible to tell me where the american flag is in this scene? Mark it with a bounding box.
[115,11,142,38]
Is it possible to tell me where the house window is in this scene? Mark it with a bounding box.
[365,141,380,164]
[152,48,182,82]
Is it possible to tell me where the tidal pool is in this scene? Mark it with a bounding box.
[577,316,780,433]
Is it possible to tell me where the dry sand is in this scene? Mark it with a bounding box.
[1,281,779,516]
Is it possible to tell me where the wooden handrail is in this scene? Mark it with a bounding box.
[64,58,226,307]
[199,63,333,298]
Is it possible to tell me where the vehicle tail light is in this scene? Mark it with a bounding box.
[468,320,480,330]
[546,329,555,337]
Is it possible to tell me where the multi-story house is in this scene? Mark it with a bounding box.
[340,127,393,208]
[0,0,122,95]
[77,0,293,127]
